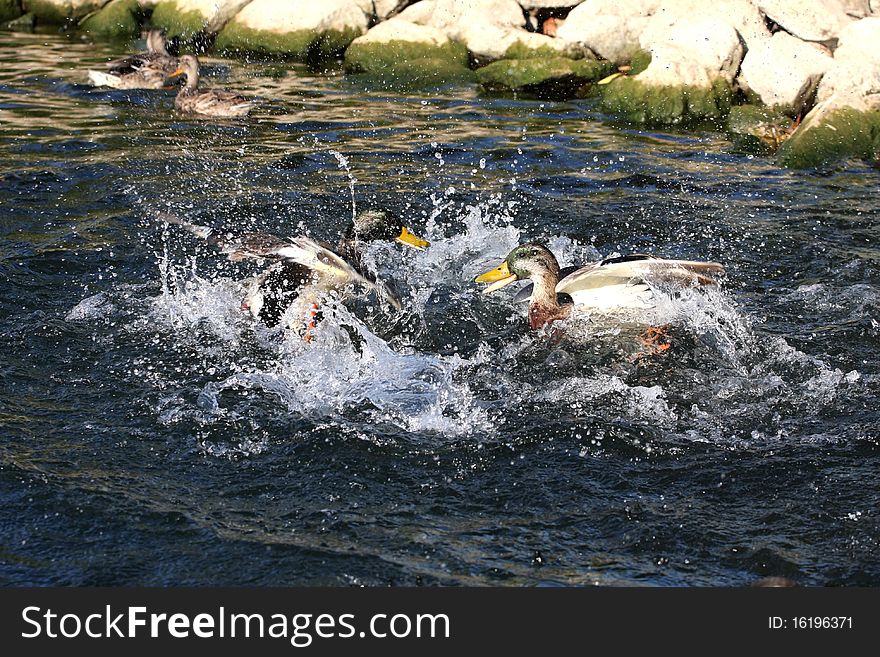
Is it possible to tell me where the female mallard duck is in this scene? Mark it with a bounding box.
[475,242,724,330]
[168,55,254,118]
[87,29,178,89]
[160,210,428,335]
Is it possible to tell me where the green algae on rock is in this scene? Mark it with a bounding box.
[727,104,798,155]
[600,76,733,126]
[149,1,208,40]
[23,0,107,25]
[0,0,22,23]
[80,0,139,38]
[216,22,362,60]
[476,57,614,98]
[777,106,880,169]
[350,57,477,91]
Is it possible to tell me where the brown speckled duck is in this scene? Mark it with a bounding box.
[168,55,255,118]
[87,29,178,89]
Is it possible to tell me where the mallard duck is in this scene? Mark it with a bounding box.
[87,29,178,89]
[475,242,724,330]
[160,210,429,334]
[168,55,254,118]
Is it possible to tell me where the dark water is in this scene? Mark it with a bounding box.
[1,33,878,586]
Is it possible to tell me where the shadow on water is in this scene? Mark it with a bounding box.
[1,33,879,586]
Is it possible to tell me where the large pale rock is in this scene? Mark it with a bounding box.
[150,0,253,37]
[351,17,451,48]
[555,0,657,64]
[22,0,108,23]
[756,0,854,42]
[638,17,743,87]
[557,13,649,63]
[739,31,833,113]
[556,0,766,65]
[394,0,584,62]
[216,0,369,58]
[427,0,525,35]
[646,0,769,49]
[816,17,880,108]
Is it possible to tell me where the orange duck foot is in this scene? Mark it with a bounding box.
[301,302,320,343]
[631,324,672,361]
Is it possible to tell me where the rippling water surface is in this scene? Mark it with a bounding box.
[1,34,878,586]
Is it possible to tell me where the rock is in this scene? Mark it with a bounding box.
[756,0,854,42]
[555,0,657,64]
[401,0,587,63]
[598,17,741,126]
[150,0,252,39]
[3,10,34,29]
[739,31,833,114]
[601,76,734,125]
[344,17,475,88]
[638,17,743,87]
[1,0,22,22]
[777,102,880,167]
[476,56,613,98]
[646,0,769,50]
[216,0,369,59]
[80,0,139,37]
[727,104,800,154]
[778,18,880,167]
[22,0,109,24]
[816,17,880,107]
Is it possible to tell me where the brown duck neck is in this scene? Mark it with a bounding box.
[528,270,568,330]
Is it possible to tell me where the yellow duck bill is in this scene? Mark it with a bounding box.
[396,227,429,250]
[475,261,517,294]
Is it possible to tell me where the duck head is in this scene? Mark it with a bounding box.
[346,210,429,250]
[475,242,560,296]
[169,54,200,89]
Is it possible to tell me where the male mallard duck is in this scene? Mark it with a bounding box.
[475,242,724,330]
[168,55,254,118]
[87,29,178,89]
[160,210,428,334]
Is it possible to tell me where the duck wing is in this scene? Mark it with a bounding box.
[557,254,724,295]
[177,89,254,117]
[274,237,402,310]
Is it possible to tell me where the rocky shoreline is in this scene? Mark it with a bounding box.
[3,0,879,169]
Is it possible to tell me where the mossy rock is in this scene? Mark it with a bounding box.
[23,0,107,24]
[80,0,140,38]
[600,77,733,126]
[726,104,796,154]
[628,49,652,76]
[216,20,361,60]
[22,0,72,24]
[344,38,469,73]
[502,41,582,61]
[0,0,22,23]
[149,0,206,40]
[477,57,614,99]
[349,57,476,91]
[777,107,880,169]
